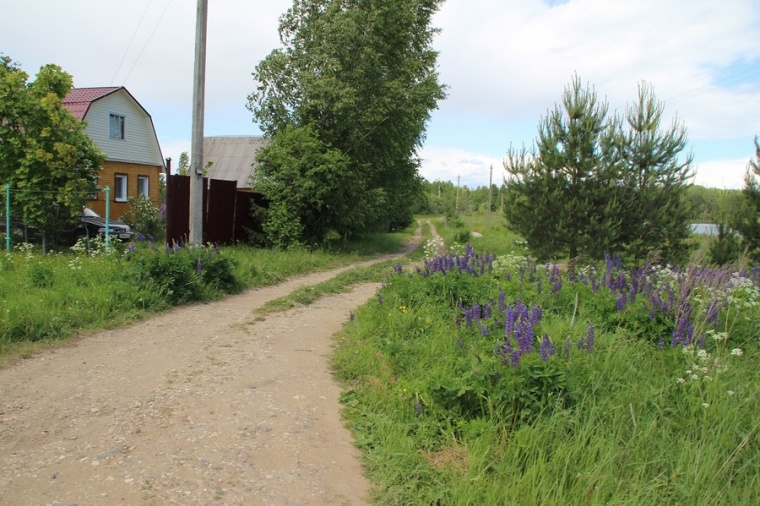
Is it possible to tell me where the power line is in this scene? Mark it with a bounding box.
[122,0,175,85]
[659,56,760,106]
[110,0,154,85]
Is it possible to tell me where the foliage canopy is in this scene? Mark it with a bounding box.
[0,55,104,239]
[247,0,446,247]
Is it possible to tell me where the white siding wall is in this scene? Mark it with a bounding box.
[83,90,163,166]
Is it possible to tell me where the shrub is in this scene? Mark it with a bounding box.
[126,243,241,306]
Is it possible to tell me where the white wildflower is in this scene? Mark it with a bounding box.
[730,348,743,356]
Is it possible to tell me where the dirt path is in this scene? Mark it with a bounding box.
[0,227,426,505]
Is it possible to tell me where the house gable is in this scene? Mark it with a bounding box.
[63,87,164,168]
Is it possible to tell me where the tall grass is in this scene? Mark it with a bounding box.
[0,226,414,358]
[332,234,760,505]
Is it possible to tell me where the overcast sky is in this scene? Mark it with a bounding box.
[3,0,760,189]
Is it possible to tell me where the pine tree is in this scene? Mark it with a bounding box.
[504,75,619,262]
[612,82,694,264]
[734,137,760,261]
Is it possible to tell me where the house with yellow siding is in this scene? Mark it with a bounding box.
[62,87,164,219]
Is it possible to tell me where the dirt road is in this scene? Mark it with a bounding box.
[0,232,423,505]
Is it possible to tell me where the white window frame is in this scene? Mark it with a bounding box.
[114,174,128,202]
[109,113,125,140]
[137,175,150,199]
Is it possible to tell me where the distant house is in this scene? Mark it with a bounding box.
[203,136,268,190]
[62,87,164,218]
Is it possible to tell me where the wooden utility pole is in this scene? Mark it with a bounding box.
[487,164,493,227]
[189,0,208,245]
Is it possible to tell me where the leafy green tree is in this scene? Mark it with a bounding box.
[253,124,361,248]
[734,137,760,261]
[611,83,694,264]
[504,75,618,261]
[247,0,446,247]
[0,55,104,243]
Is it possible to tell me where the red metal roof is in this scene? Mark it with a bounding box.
[62,87,120,120]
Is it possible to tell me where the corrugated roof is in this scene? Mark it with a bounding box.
[203,136,268,188]
[62,87,120,120]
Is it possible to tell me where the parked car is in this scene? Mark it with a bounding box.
[76,208,132,241]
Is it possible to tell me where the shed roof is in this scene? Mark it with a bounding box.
[203,136,268,188]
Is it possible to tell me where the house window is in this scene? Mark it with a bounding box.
[114,174,128,202]
[109,113,125,140]
[137,176,150,199]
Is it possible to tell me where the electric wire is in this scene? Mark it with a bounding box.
[122,0,175,85]
[110,0,154,85]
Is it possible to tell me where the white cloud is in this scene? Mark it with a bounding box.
[3,0,759,190]
[419,146,503,189]
[421,146,749,190]
[692,158,748,189]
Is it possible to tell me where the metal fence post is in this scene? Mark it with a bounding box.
[105,186,111,251]
[5,184,10,252]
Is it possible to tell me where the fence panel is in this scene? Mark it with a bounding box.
[206,179,237,245]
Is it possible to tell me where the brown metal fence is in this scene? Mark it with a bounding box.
[165,175,262,245]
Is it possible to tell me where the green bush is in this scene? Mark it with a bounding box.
[127,244,241,305]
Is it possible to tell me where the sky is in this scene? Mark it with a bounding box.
[3,0,760,190]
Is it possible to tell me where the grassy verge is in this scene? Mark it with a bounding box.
[0,225,416,362]
[332,215,760,505]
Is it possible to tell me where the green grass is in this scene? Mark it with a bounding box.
[0,224,418,361]
[332,217,760,505]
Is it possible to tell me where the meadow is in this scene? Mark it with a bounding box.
[2,216,758,505]
[332,216,760,505]
[0,230,409,360]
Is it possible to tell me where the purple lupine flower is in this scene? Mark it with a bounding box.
[196,258,202,274]
[552,278,563,295]
[564,338,572,358]
[658,335,665,350]
[377,294,384,305]
[484,303,493,319]
[465,309,473,328]
[530,305,543,326]
[472,303,481,322]
[165,243,170,254]
[540,334,553,361]
[616,292,627,312]
[510,350,520,368]
[127,242,137,253]
[586,324,595,352]
[504,307,517,336]
[536,276,543,294]
[480,326,489,337]
[455,315,462,327]
[672,315,688,347]
[705,299,720,325]
[395,263,403,275]
[697,332,705,349]
[456,338,464,348]
[498,290,506,315]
